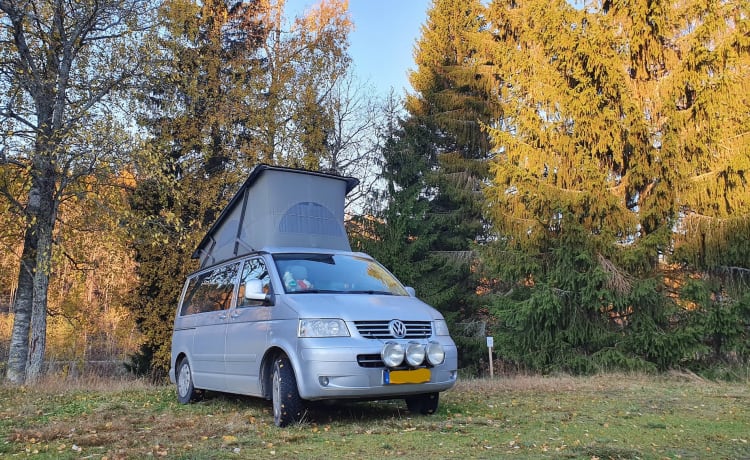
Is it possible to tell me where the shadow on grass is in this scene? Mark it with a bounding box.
[570,446,645,460]
[305,399,412,424]
[199,390,418,425]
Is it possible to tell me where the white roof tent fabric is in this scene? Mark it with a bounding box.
[193,164,359,268]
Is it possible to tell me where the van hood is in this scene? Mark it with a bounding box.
[280,293,444,322]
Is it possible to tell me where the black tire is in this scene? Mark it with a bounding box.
[176,358,201,404]
[405,392,439,415]
[272,355,304,427]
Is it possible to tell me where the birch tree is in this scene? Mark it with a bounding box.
[0,0,154,383]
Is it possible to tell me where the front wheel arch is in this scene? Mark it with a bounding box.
[260,347,295,399]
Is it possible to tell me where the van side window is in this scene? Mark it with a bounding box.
[180,262,240,315]
[237,257,271,307]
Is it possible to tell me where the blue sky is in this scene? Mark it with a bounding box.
[291,0,432,96]
[346,0,431,95]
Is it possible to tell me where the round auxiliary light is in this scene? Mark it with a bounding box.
[425,341,445,366]
[381,342,405,368]
[405,342,426,367]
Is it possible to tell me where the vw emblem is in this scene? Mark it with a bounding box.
[388,319,407,338]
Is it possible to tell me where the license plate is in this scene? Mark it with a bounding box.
[383,368,431,384]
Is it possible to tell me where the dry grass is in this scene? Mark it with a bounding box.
[22,373,156,393]
[2,372,749,459]
[457,370,717,393]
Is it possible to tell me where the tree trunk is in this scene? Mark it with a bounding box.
[27,212,54,382]
[5,186,41,384]
[25,143,59,382]
[5,229,37,384]
[5,152,57,384]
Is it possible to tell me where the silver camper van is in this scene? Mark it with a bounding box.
[169,165,458,427]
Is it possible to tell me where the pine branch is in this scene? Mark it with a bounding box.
[597,253,632,295]
[431,250,475,263]
[681,212,749,223]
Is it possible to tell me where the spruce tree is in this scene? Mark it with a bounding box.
[479,0,749,372]
[659,0,750,367]
[357,0,495,373]
[406,0,494,323]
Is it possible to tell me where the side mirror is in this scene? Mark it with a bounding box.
[405,286,416,297]
[244,279,270,303]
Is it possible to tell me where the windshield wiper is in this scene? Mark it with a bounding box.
[348,290,394,295]
[288,289,396,295]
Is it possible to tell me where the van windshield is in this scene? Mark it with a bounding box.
[273,253,409,296]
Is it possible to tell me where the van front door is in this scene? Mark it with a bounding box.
[225,257,273,396]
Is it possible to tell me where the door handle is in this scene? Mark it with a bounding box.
[218,313,227,320]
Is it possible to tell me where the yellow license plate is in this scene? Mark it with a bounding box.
[384,368,431,384]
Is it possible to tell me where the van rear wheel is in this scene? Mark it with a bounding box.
[176,358,201,404]
[405,392,439,415]
[272,355,304,427]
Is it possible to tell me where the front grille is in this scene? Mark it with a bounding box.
[354,320,432,339]
[357,354,383,368]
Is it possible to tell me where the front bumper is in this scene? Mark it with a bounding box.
[293,339,458,400]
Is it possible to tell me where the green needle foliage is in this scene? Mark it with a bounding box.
[356,0,495,373]
[475,0,749,373]
[357,0,748,376]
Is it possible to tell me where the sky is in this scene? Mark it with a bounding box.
[292,0,432,96]
[346,0,431,95]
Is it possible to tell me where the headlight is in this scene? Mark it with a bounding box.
[381,342,405,367]
[405,342,426,367]
[298,319,350,337]
[433,319,450,336]
[425,341,445,365]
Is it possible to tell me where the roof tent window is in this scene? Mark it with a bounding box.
[279,201,344,237]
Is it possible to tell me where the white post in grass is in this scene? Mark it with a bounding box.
[486,336,494,378]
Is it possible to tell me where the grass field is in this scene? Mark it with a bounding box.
[1,372,748,459]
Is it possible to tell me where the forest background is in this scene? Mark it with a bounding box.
[0,0,748,385]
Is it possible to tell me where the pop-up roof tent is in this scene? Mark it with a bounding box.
[193,164,359,268]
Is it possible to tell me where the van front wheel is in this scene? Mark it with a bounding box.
[176,358,201,404]
[272,355,304,427]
